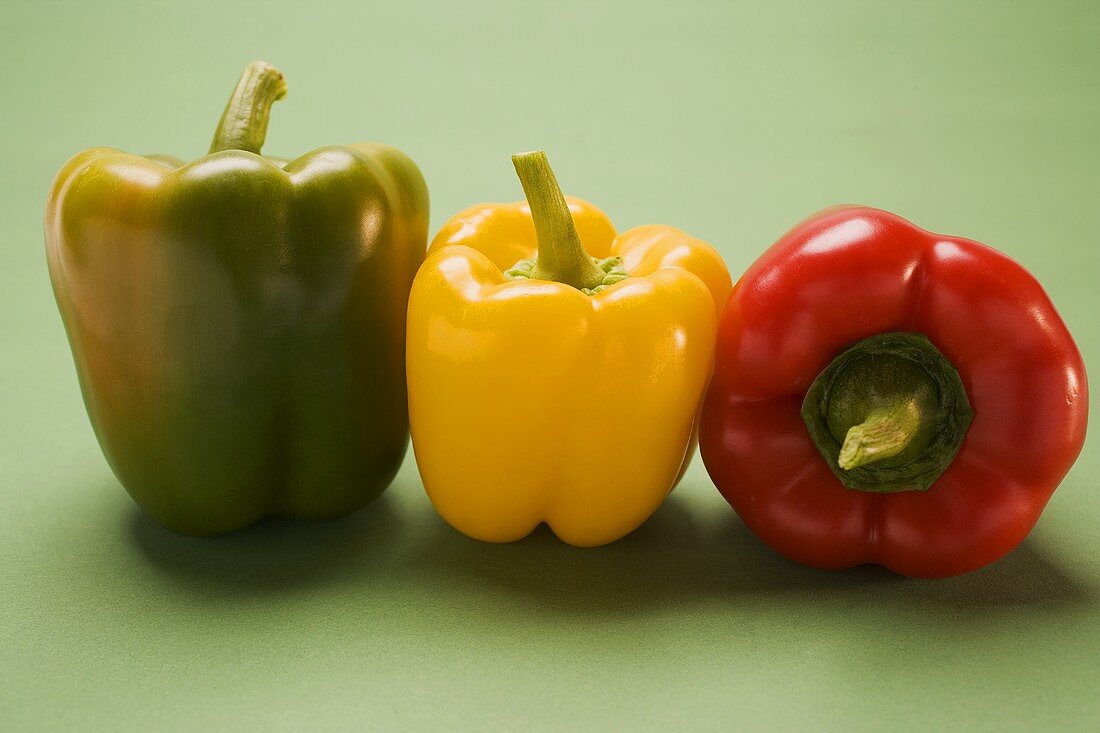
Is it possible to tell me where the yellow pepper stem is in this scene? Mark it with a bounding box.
[511,151,607,291]
[209,61,287,155]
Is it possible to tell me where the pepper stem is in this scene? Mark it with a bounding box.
[511,151,606,291]
[837,398,923,470]
[800,332,974,493]
[209,61,287,155]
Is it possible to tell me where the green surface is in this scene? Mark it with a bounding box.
[2,0,1098,730]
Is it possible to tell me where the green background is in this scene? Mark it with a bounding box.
[2,0,1098,729]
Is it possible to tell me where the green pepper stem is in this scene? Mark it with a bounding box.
[511,151,606,291]
[209,61,287,155]
[838,398,923,470]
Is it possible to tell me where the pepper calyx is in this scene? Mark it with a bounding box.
[505,255,628,295]
[801,332,974,493]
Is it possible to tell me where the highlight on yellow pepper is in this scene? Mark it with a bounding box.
[406,151,732,547]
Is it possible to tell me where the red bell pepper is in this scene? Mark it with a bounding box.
[700,206,1088,578]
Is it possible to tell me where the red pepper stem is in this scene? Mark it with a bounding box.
[511,151,606,291]
[838,398,923,470]
[209,61,287,155]
[801,332,974,493]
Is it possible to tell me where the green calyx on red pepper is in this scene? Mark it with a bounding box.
[801,332,973,492]
[45,62,429,536]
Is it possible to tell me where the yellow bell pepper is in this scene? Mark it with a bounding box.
[406,151,731,547]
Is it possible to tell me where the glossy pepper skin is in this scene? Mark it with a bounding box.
[45,62,428,535]
[700,206,1087,578]
[408,152,731,547]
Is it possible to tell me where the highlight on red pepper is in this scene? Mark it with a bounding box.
[699,206,1088,578]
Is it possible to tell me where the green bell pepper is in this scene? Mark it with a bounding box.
[45,61,429,535]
